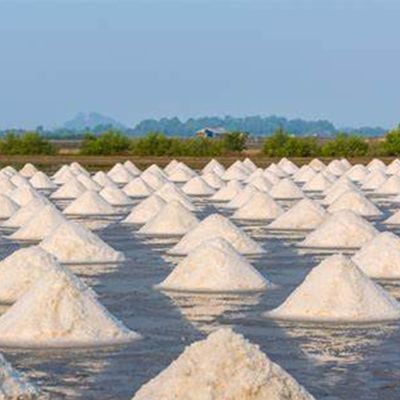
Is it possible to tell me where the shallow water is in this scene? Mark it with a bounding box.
[1,198,400,399]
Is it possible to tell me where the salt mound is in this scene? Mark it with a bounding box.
[367,158,386,171]
[345,164,369,181]
[266,163,287,178]
[308,158,325,171]
[139,201,199,235]
[325,160,347,176]
[29,171,57,190]
[376,175,400,195]
[144,164,169,180]
[1,166,18,177]
[383,209,400,225]
[168,167,195,183]
[107,163,134,184]
[202,171,225,189]
[164,159,180,174]
[70,162,89,176]
[77,173,102,191]
[327,190,382,217]
[265,254,400,322]
[100,186,133,206]
[221,163,249,181]
[156,183,195,211]
[233,191,283,220]
[268,198,328,230]
[278,158,299,174]
[10,186,42,206]
[263,170,281,185]
[182,177,215,196]
[210,180,243,201]
[352,232,400,279]
[10,174,31,188]
[322,181,359,205]
[0,266,138,347]
[0,194,19,219]
[40,221,125,263]
[123,177,154,198]
[248,176,272,192]
[226,185,258,209]
[53,167,76,184]
[169,214,264,255]
[293,165,317,183]
[270,178,304,199]
[141,170,169,190]
[245,168,264,182]
[50,177,87,199]
[19,163,38,178]
[0,246,62,303]
[93,171,118,187]
[64,190,116,215]
[243,157,258,171]
[202,159,225,176]
[10,205,66,241]
[124,160,141,176]
[300,210,378,248]
[386,159,400,175]
[361,170,387,190]
[0,177,16,195]
[341,158,352,169]
[303,173,332,192]
[170,162,197,177]
[123,194,166,224]
[132,327,314,400]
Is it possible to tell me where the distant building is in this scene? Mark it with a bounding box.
[196,127,228,138]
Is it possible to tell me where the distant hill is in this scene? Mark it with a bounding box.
[62,112,126,131]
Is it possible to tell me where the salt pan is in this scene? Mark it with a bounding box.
[122,194,167,224]
[233,191,283,220]
[64,190,117,215]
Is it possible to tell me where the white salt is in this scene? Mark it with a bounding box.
[0,194,19,219]
[169,214,264,255]
[210,180,243,201]
[268,198,328,230]
[308,158,325,171]
[10,174,31,188]
[265,254,400,322]
[40,221,125,263]
[386,159,400,175]
[93,171,119,187]
[70,162,89,176]
[375,175,400,195]
[248,176,272,192]
[164,159,180,174]
[383,209,400,225]
[221,163,249,181]
[302,173,332,192]
[361,170,387,190]
[100,186,133,206]
[325,160,347,176]
[140,170,169,190]
[77,173,102,191]
[278,158,299,174]
[322,181,359,205]
[3,197,50,228]
[270,178,304,199]
[139,201,199,235]
[132,328,315,400]
[202,159,225,176]
[263,170,281,185]
[156,183,195,211]
[19,163,38,178]
[124,160,141,176]
[266,163,287,178]
[1,166,17,177]
[170,162,197,177]
[50,177,87,199]
[182,177,215,196]
[367,158,386,171]
[242,157,258,171]
[225,185,259,209]
[123,194,167,224]
[345,164,369,181]
[201,171,225,189]
[144,164,170,180]
[29,171,57,190]
[293,165,317,183]
[0,177,16,195]
[107,163,135,184]
[300,210,378,248]
[233,191,283,220]
[168,167,195,183]
[53,167,76,184]
[9,186,42,206]
[64,190,117,215]
[123,177,154,198]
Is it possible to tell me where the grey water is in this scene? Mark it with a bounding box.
[1,197,400,399]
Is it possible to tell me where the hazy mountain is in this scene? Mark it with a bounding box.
[63,112,126,131]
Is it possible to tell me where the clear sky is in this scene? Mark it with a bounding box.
[0,0,399,129]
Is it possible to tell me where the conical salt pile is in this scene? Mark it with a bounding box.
[29,171,57,190]
[40,221,125,263]
[386,159,400,175]
[225,185,259,209]
[308,158,325,171]
[139,201,199,235]
[100,186,133,206]
[144,164,169,180]
[300,210,378,248]
[345,164,369,181]
[107,163,135,184]
[10,186,42,206]
[0,194,19,219]
[278,158,299,174]
[50,176,87,199]
[367,158,386,171]
[222,163,249,181]
[93,171,118,187]
[375,175,400,195]
[243,157,258,171]
[265,254,400,322]
[124,160,141,176]
[3,197,50,228]
[245,168,264,182]
[361,170,387,190]
[19,163,38,178]
[263,170,281,185]
[210,180,243,201]
[270,178,304,199]
[123,177,154,198]
[10,204,67,241]
[182,177,215,196]
[156,183,195,211]
[322,181,359,205]
[266,163,287,178]
[132,328,315,400]
[325,160,346,176]
[169,214,264,255]
[302,173,332,192]
[0,177,16,195]
[164,159,180,174]
[233,191,283,220]
[70,162,89,176]
[0,266,139,347]
[123,195,167,224]
[293,165,317,183]
[141,170,169,190]
[383,209,400,225]
[158,239,270,292]
[268,198,328,230]
[168,167,195,183]
[202,159,225,176]
[202,171,225,189]
[248,176,272,192]
[352,232,400,279]
[77,174,102,191]
[53,167,76,184]
[10,174,31,188]
[64,190,116,215]
[327,190,382,217]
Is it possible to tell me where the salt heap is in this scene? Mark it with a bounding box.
[3,197,50,228]
[141,170,169,190]
[70,162,89,176]
[325,160,347,176]
[309,158,325,171]
[10,186,42,206]
[64,190,116,215]
[243,157,258,172]
[345,164,369,181]
[278,158,299,174]
[164,159,180,174]
[145,164,169,180]
[383,209,400,225]
[265,254,400,322]
[233,191,283,220]
[221,163,249,181]
[322,180,359,205]
[202,159,225,176]
[10,204,67,241]
[268,198,328,230]
[302,173,332,192]
[327,190,382,217]
[77,174,102,191]
[263,170,281,185]
[123,177,154,198]
[107,163,134,184]
[293,165,317,183]
[50,176,87,199]
[0,194,19,219]
[265,163,287,178]
[19,163,38,178]
[123,195,166,224]
[132,327,315,400]
[386,159,400,175]
[53,167,76,184]
[182,176,215,196]
[375,175,400,195]
[368,158,386,171]
[225,185,259,209]
[93,171,118,187]
[202,171,225,189]
[100,186,133,206]
[169,214,264,255]
[0,177,16,195]
[361,170,387,190]
[29,171,57,190]
[124,160,141,176]
[352,232,400,279]
[270,178,304,199]
[10,174,31,188]
[40,221,125,263]
[156,183,195,211]
[139,201,199,235]
[168,167,195,183]
[300,210,378,248]
[210,180,243,201]
[0,266,139,347]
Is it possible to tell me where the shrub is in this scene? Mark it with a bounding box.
[0,132,56,155]
[222,131,247,153]
[383,126,400,156]
[80,130,131,155]
[321,133,369,157]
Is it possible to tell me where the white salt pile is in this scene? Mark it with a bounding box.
[123,177,154,198]
[248,176,273,192]
[0,177,16,195]
[10,186,42,206]
[322,181,359,205]
[386,159,400,175]
[266,163,287,178]
[264,254,400,322]
[233,191,283,220]
[64,190,117,215]
[3,197,50,228]
[202,171,225,189]
[243,157,258,171]
[123,194,167,224]
[124,160,141,176]
[341,158,352,169]
[50,176,87,199]
[29,171,57,190]
[0,266,139,347]
[210,180,243,201]
[77,173,102,191]
[70,162,89,176]
[221,163,249,181]
[10,204,67,241]
[361,170,387,190]
[182,176,215,196]
[140,170,169,190]
[168,167,195,183]
[293,165,317,183]
[19,163,38,178]
[345,164,369,181]
[107,163,134,184]
[367,158,386,171]
[53,167,76,184]
[139,201,199,235]
[169,214,264,255]
[268,198,328,230]
[278,157,299,174]
[93,171,118,187]
[100,186,133,206]
[225,185,259,209]
[131,328,315,400]
[144,164,170,180]
[327,190,382,217]
[383,209,400,225]
[270,178,304,199]
[0,194,19,219]
[158,239,270,292]
[40,221,125,263]
[263,170,281,185]
[1,166,18,177]
[300,210,378,248]
[10,174,31,188]
[164,159,180,174]
[325,160,347,176]
[309,158,325,171]
[245,168,264,182]
[352,232,400,279]
[375,175,400,195]
[302,173,332,192]
[202,159,225,176]
[170,162,197,178]
[156,183,195,211]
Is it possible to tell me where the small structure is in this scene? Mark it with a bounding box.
[196,127,228,139]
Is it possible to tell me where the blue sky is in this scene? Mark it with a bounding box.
[0,0,399,129]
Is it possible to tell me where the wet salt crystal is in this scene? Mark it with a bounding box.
[156,183,195,211]
[182,177,215,196]
[233,191,283,220]
[265,254,400,322]
[0,194,19,219]
[19,163,39,178]
[210,180,243,201]
[270,178,304,199]
[123,177,154,198]
[93,171,119,187]
[63,190,116,215]
[123,194,167,224]
[29,171,57,190]
[50,177,87,199]
[100,186,133,206]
